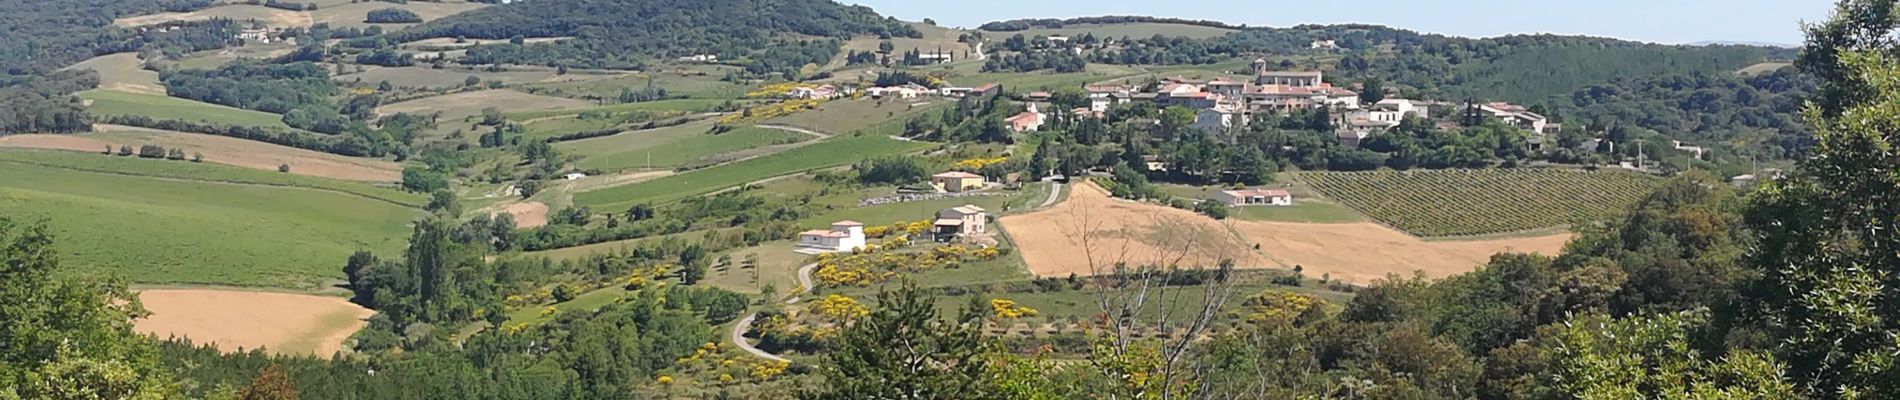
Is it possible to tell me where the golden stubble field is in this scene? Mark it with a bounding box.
[1001,181,1571,284]
[136,289,373,358]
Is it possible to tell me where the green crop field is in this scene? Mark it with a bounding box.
[1301,169,1664,237]
[0,150,423,206]
[506,99,731,120]
[567,125,812,172]
[573,134,934,210]
[763,97,944,135]
[515,69,752,101]
[0,152,420,289]
[80,90,293,129]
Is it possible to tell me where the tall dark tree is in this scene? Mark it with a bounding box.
[803,284,988,399]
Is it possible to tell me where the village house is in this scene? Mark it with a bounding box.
[678,54,719,63]
[932,204,988,240]
[1477,102,1551,134]
[1085,84,1132,112]
[1310,40,1340,50]
[788,84,841,100]
[1216,188,1294,206]
[971,83,1004,98]
[940,87,973,97]
[1256,70,1324,87]
[1005,103,1046,132]
[918,52,955,64]
[1192,104,1249,136]
[798,221,866,253]
[932,171,987,193]
[867,84,931,99]
[237,28,274,44]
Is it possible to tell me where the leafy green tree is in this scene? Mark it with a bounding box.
[805,283,988,399]
[0,218,178,399]
[235,364,297,400]
[1360,78,1386,103]
[1539,311,1796,399]
[1741,3,1900,396]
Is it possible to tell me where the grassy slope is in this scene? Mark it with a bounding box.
[80,90,292,129]
[573,134,933,210]
[0,156,418,289]
[0,149,422,206]
[568,125,812,172]
[507,99,730,120]
[514,70,752,101]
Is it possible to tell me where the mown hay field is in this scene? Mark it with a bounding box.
[573,134,933,210]
[1300,168,1663,237]
[0,150,419,289]
[137,289,372,358]
[564,124,812,172]
[0,126,404,182]
[81,90,293,129]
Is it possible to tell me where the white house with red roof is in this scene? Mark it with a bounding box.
[1005,103,1046,132]
[798,221,866,252]
[1215,188,1293,206]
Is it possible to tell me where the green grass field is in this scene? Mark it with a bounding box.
[0,149,424,207]
[0,154,419,289]
[515,69,751,101]
[763,98,942,135]
[507,99,731,120]
[1155,183,1364,224]
[794,187,1043,228]
[703,241,811,296]
[574,135,934,210]
[565,125,812,172]
[80,90,293,129]
[1302,169,1664,236]
[519,230,713,262]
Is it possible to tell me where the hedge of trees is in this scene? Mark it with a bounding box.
[0,70,99,134]
[365,7,422,24]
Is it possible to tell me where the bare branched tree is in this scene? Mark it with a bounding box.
[1059,182,1245,400]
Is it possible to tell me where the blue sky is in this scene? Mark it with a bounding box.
[845,0,1837,45]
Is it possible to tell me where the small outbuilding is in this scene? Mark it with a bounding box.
[1216,188,1293,206]
[932,171,986,193]
[798,221,866,252]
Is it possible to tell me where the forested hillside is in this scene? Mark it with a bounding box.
[388,0,920,74]
[0,0,217,82]
[1555,67,1818,162]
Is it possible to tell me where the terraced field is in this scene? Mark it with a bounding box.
[1301,169,1664,237]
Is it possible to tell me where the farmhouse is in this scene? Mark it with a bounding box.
[798,221,866,252]
[867,84,930,99]
[678,54,719,63]
[562,173,587,180]
[1477,102,1551,134]
[932,171,986,193]
[1216,188,1294,206]
[932,204,988,240]
[1005,104,1046,132]
[788,84,841,100]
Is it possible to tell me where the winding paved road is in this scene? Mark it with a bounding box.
[729,262,820,362]
[1039,181,1064,208]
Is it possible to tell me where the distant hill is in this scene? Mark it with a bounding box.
[388,0,919,74]
[1691,40,1801,48]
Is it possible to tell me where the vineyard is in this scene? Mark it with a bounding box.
[1301,168,1663,237]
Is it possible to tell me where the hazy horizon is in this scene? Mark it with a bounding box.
[847,0,1836,45]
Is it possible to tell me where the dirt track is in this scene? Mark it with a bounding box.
[136,289,372,358]
[1000,181,1571,284]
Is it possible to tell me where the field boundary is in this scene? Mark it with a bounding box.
[0,156,422,208]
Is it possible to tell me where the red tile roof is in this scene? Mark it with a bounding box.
[933,171,982,179]
[1222,188,1292,198]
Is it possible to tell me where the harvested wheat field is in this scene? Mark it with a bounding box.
[487,201,549,228]
[1001,182,1268,276]
[1230,221,1571,284]
[136,289,372,357]
[0,126,404,182]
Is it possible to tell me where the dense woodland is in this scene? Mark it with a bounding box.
[0,0,225,82]
[387,0,919,75]
[0,70,99,134]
